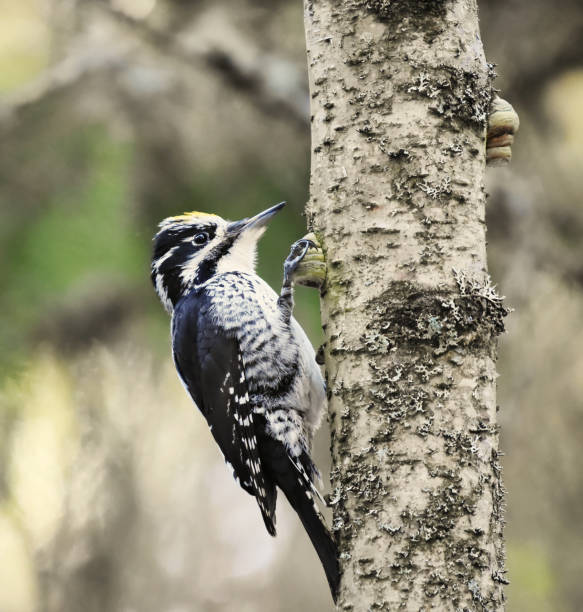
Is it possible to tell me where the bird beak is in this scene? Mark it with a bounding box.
[226,202,286,236]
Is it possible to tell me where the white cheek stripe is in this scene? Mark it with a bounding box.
[180,243,217,287]
[155,245,178,269]
[155,273,173,313]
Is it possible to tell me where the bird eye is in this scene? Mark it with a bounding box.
[193,232,209,245]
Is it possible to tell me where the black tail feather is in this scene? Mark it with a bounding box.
[258,480,277,536]
[291,489,340,602]
[256,421,340,602]
[278,464,340,602]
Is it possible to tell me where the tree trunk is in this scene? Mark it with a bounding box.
[303,1,507,609]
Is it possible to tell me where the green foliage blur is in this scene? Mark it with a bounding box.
[0,4,330,610]
[0,120,319,376]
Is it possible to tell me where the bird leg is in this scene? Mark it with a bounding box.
[278,237,318,321]
[486,96,519,166]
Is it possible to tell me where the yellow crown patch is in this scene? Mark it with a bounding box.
[158,211,223,230]
[168,211,221,222]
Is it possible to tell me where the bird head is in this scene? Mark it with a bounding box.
[151,202,285,312]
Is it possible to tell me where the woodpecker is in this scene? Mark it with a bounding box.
[151,202,339,600]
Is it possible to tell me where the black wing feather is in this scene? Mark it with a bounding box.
[172,292,276,534]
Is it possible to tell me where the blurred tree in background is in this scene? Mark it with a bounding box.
[0,1,582,610]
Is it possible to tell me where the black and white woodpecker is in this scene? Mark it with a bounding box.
[151,202,339,601]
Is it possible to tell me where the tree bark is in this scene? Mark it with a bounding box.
[303,1,507,609]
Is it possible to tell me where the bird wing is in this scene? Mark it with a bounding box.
[171,291,276,534]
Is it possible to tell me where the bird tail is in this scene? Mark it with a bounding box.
[257,480,277,536]
[278,457,340,603]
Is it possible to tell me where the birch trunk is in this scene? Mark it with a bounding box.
[303,1,507,609]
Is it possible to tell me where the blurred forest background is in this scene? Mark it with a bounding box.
[0,0,582,610]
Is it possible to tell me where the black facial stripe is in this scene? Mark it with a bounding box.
[193,236,236,285]
[152,223,218,263]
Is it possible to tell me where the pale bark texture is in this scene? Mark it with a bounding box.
[303,1,507,610]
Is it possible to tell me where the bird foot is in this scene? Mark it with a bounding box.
[487,96,519,166]
[283,237,315,286]
[290,233,326,289]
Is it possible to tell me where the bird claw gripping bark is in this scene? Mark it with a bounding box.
[279,234,325,321]
[486,96,520,166]
[290,232,327,289]
[283,238,315,287]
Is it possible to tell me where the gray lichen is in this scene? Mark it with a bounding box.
[364,275,509,356]
[406,67,492,129]
[364,0,448,24]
